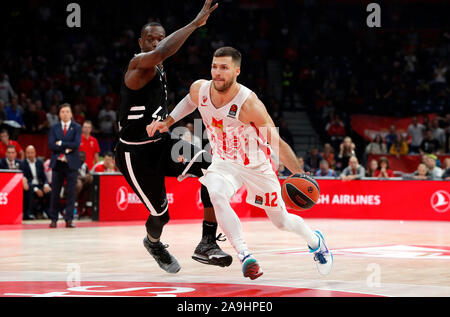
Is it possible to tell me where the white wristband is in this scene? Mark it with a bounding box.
[169,94,198,123]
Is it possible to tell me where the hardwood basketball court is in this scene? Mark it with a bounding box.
[1,218,449,297]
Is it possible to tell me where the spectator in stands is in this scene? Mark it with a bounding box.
[410,163,431,180]
[340,156,365,181]
[35,100,49,132]
[297,156,311,174]
[385,124,397,150]
[431,118,446,153]
[23,102,40,133]
[76,151,94,218]
[0,99,6,130]
[315,160,335,177]
[374,156,395,178]
[325,114,346,152]
[5,95,24,130]
[431,61,447,93]
[389,132,409,157]
[21,145,51,220]
[0,145,22,170]
[321,143,336,169]
[46,104,59,128]
[0,73,15,104]
[442,158,450,180]
[365,134,387,155]
[336,136,356,171]
[0,145,29,203]
[72,103,86,126]
[181,122,202,149]
[304,147,323,174]
[0,129,24,159]
[407,116,425,153]
[423,154,443,180]
[93,152,118,173]
[366,159,379,177]
[419,129,441,155]
[98,98,117,137]
[79,121,100,170]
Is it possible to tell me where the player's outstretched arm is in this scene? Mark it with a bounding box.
[146,80,207,137]
[240,94,305,174]
[132,0,218,71]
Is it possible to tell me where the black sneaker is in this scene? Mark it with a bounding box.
[143,237,181,274]
[192,233,233,267]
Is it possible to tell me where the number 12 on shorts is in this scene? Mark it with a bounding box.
[265,192,278,207]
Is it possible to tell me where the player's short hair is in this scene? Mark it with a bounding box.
[141,22,163,36]
[213,47,242,67]
[6,145,16,151]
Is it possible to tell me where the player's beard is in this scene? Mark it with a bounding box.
[213,77,235,92]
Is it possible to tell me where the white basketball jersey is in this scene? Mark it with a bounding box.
[197,81,274,173]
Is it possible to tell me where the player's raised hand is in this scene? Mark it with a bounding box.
[147,120,169,138]
[192,0,219,28]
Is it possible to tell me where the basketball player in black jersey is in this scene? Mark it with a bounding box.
[115,0,232,274]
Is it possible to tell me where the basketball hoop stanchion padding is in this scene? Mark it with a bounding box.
[0,171,23,225]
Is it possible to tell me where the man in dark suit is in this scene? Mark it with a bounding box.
[48,103,82,228]
[0,145,32,219]
[0,144,22,170]
[21,145,51,220]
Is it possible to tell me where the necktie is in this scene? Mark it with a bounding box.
[59,123,68,161]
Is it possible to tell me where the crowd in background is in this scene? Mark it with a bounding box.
[0,1,449,220]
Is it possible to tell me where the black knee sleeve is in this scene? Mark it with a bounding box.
[145,212,170,239]
[201,184,213,209]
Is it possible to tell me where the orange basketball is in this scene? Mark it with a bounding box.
[281,174,320,211]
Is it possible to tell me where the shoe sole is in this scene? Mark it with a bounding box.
[243,262,263,280]
[192,253,233,267]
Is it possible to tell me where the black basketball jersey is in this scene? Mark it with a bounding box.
[118,65,169,142]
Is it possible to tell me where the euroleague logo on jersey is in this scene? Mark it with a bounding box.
[116,186,129,211]
[430,190,450,213]
[228,104,238,118]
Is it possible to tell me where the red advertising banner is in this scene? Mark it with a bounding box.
[368,154,450,174]
[251,179,450,221]
[351,113,436,141]
[0,172,23,225]
[95,174,251,222]
[95,174,450,222]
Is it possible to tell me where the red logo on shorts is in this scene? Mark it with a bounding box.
[116,186,129,211]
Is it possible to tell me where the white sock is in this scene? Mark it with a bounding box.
[265,204,319,250]
[203,173,249,255]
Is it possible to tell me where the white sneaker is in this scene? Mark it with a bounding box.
[238,252,263,280]
[308,230,333,275]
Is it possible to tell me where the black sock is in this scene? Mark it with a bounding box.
[202,221,217,238]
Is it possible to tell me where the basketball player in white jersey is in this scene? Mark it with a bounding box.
[147,47,333,280]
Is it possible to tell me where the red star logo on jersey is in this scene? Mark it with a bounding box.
[211,117,224,132]
[201,96,208,107]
